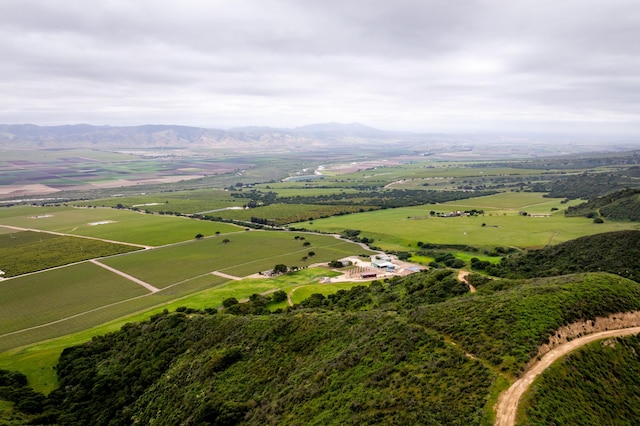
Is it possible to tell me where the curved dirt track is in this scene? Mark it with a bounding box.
[495,326,640,426]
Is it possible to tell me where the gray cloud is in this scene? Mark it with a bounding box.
[0,0,638,133]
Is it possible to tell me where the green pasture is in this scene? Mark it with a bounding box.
[436,192,581,213]
[101,231,373,287]
[0,205,240,246]
[296,193,640,251]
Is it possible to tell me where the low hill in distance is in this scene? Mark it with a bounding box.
[484,230,640,282]
[1,124,635,159]
[565,188,640,221]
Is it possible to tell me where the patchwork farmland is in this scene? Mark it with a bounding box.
[0,205,375,353]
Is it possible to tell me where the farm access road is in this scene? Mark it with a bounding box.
[0,224,152,249]
[495,325,640,426]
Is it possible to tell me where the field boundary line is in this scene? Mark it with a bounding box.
[0,224,153,249]
[0,292,155,340]
[90,259,160,293]
[211,271,242,281]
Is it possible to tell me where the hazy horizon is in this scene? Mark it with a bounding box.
[1,1,639,135]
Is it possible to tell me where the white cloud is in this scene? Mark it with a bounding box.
[0,0,638,133]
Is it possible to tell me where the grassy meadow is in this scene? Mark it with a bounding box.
[296,192,640,251]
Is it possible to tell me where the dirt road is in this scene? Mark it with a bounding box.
[457,270,476,292]
[495,326,640,426]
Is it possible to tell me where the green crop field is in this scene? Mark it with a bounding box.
[295,193,640,251]
[0,267,351,394]
[0,262,148,336]
[0,224,373,360]
[0,230,141,276]
[0,205,241,246]
[101,231,374,287]
[72,188,239,214]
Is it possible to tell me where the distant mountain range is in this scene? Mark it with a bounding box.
[0,123,394,152]
[1,123,637,158]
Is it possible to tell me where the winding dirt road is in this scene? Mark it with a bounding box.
[495,326,640,426]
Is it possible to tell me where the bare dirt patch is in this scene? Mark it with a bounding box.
[87,220,115,226]
[527,310,640,369]
[320,159,402,174]
[0,184,60,198]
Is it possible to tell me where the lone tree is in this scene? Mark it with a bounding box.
[272,290,287,303]
[222,238,230,244]
[195,233,204,240]
[273,264,288,274]
[222,297,238,308]
[308,251,316,257]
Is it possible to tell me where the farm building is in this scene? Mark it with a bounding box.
[371,256,396,271]
[361,272,377,279]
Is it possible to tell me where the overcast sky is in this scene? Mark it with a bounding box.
[1,0,639,133]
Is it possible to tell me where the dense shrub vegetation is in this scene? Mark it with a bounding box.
[522,334,640,425]
[231,188,498,210]
[545,170,639,199]
[565,188,640,221]
[4,230,640,424]
[44,309,493,425]
[480,231,640,282]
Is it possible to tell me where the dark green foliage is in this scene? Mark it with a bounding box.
[277,188,499,208]
[272,264,288,274]
[565,188,640,221]
[396,251,411,260]
[545,170,640,199]
[414,273,640,375]
[492,231,640,282]
[523,334,640,425]
[0,370,47,416]
[425,252,466,268]
[8,263,640,424]
[271,290,287,303]
[50,311,493,425]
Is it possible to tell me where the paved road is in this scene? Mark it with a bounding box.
[495,326,640,426]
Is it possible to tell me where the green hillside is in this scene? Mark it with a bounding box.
[5,269,640,425]
[483,230,640,282]
[565,188,640,221]
[521,334,640,425]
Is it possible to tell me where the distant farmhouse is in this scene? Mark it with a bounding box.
[371,255,396,271]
